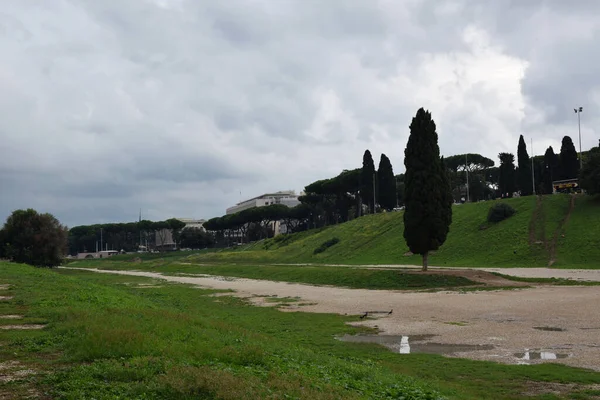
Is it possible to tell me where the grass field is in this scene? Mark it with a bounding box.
[187,194,600,269]
[2,262,600,399]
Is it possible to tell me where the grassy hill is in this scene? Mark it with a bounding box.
[192,194,600,269]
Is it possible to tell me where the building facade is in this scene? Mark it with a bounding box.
[224,190,301,237]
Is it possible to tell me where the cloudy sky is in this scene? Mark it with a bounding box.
[1,0,599,227]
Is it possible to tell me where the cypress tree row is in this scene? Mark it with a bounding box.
[403,108,453,271]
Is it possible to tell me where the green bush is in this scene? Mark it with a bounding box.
[487,203,516,223]
[1,209,68,267]
[313,237,340,254]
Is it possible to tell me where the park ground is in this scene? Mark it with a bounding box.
[2,194,600,399]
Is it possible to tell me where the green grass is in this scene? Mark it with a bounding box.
[2,262,600,399]
[190,194,595,268]
[556,195,600,268]
[68,261,479,290]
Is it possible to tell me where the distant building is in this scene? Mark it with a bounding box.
[225,191,301,237]
[155,218,207,250]
[226,190,300,215]
[552,178,580,194]
[74,250,119,259]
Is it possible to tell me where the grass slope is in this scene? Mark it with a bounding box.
[193,194,593,268]
[2,262,600,399]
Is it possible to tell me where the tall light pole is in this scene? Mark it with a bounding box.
[574,107,583,169]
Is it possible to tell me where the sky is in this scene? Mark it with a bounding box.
[1,0,599,227]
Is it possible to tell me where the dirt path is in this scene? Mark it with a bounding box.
[275,263,600,281]
[63,267,600,371]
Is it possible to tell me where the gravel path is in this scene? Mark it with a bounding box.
[63,267,600,371]
[276,264,600,282]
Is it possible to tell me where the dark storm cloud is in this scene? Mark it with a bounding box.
[1,0,599,227]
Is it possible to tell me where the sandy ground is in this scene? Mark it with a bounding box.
[63,267,600,371]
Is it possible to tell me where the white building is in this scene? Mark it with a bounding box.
[225,190,302,237]
[226,190,300,215]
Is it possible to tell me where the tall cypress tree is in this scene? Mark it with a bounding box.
[517,135,533,195]
[560,136,579,179]
[360,150,376,214]
[542,146,559,194]
[403,108,453,271]
[498,152,516,197]
[377,154,397,211]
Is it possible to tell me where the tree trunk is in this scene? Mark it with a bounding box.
[422,251,429,271]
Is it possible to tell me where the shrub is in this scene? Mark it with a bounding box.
[487,203,516,223]
[0,209,68,267]
[313,238,340,254]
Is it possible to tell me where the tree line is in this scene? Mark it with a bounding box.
[68,218,187,254]
[31,132,600,256]
[201,134,597,246]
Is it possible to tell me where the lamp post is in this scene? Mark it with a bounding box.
[574,107,583,169]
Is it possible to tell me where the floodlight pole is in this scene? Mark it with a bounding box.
[575,107,583,169]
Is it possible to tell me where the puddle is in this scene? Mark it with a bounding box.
[515,351,571,362]
[0,315,23,320]
[338,334,494,355]
[0,324,46,330]
[533,326,565,332]
[0,296,13,301]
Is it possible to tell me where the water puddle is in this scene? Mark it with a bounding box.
[515,350,571,363]
[338,334,494,355]
[533,326,565,332]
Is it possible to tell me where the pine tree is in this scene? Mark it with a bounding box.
[403,108,453,271]
[560,136,579,179]
[517,135,533,195]
[377,154,397,210]
[498,153,516,197]
[360,150,376,214]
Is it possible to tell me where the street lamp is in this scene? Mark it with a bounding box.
[574,107,583,169]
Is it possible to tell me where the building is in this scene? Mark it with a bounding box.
[74,250,119,259]
[224,190,301,237]
[226,190,300,215]
[552,178,580,194]
[155,218,207,251]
